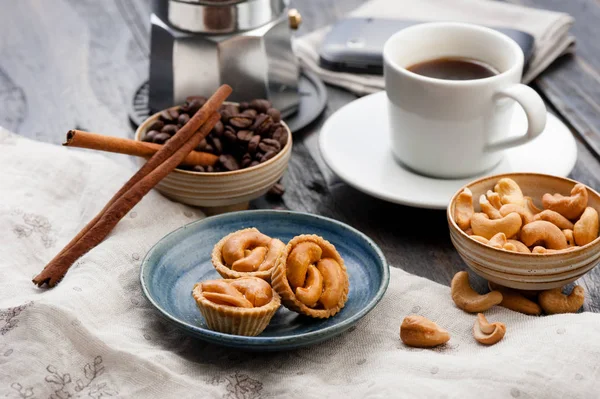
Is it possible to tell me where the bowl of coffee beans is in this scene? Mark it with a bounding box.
[134,96,292,213]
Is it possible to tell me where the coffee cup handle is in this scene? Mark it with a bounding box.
[484,84,547,152]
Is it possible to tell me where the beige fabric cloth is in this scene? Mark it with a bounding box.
[294,0,575,95]
[1,128,599,398]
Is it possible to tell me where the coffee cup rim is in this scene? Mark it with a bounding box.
[383,21,524,85]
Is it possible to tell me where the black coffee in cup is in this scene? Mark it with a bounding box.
[407,57,498,80]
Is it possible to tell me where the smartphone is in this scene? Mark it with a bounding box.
[318,18,535,75]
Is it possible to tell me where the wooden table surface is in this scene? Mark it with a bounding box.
[1,0,599,311]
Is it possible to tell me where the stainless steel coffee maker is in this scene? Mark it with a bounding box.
[149,0,302,117]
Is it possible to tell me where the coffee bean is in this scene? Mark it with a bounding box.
[250,160,260,167]
[204,144,214,153]
[250,99,271,113]
[148,120,164,131]
[221,109,233,123]
[241,153,252,168]
[250,114,269,131]
[194,165,205,172]
[256,115,274,135]
[230,116,253,129]
[153,132,171,144]
[206,165,214,173]
[239,101,249,111]
[168,109,179,120]
[237,130,254,143]
[187,99,202,114]
[268,183,285,197]
[161,124,179,135]
[160,110,174,122]
[143,130,159,142]
[242,109,257,118]
[212,120,224,136]
[273,127,288,147]
[223,129,237,144]
[262,150,277,162]
[267,108,281,123]
[219,154,240,171]
[178,113,190,125]
[179,103,190,113]
[211,137,223,154]
[196,139,208,152]
[248,135,261,154]
[261,138,281,152]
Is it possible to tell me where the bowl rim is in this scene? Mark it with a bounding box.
[139,209,391,349]
[447,172,600,257]
[134,103,292,177]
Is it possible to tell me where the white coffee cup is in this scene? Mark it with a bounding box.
[383,22,546,179]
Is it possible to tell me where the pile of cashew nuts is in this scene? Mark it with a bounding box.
[454,178,599,253]
[400,271,586,348]
[401,178,597,349]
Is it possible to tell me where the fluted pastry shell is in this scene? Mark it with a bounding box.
[192,279,281,337]
[211,227,284,282]
[271,234,349,319]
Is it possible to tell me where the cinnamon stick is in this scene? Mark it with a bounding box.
[33,84,232,287]
[33,113,221,287]
[64,130,218,167]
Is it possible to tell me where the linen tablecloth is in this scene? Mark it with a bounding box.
[294,0,575,96]
[1,128,599,398]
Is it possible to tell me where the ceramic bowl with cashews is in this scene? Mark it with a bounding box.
[447,173,600,290]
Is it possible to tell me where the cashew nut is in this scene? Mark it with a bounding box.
[487,282,542,315]
[499,203,535,225]
[454,187,474,231]
[486,190,503,209]
[465,228,474,235]
[533,210,574,230]
[451,271,503,312]
[532,246,578,254]
[471,212,522,240]
[563,229,575,247]
[494,178,524,206]
[506,239,531,253]
[503,243,517,252]
[488,232,507,249]
[286,242,322,288]
[469,235,489,244]
[232,247,268,272]
[524,196,542,215]
[258,238,286,271]
[473,313,506,345]
[295,265,323,307]
[542,183,588,220]
[574,207,599,246]
[520,221,567,250]
[539,286,585,314]
[480,194,502,219]
[400,315,450,348]
[200,280,254,308]
[317,258,344,309]
[230,277,273,307]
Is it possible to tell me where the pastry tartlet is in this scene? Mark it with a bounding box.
[271,234,349,318]
[212,228,286,282]
[192,277,281,336]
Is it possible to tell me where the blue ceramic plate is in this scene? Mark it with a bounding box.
[140,210,389,351]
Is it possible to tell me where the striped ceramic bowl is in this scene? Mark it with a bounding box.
[447,173,600,290]
[134,105,292,214]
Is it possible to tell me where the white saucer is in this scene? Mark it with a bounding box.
[319,91,577,210]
